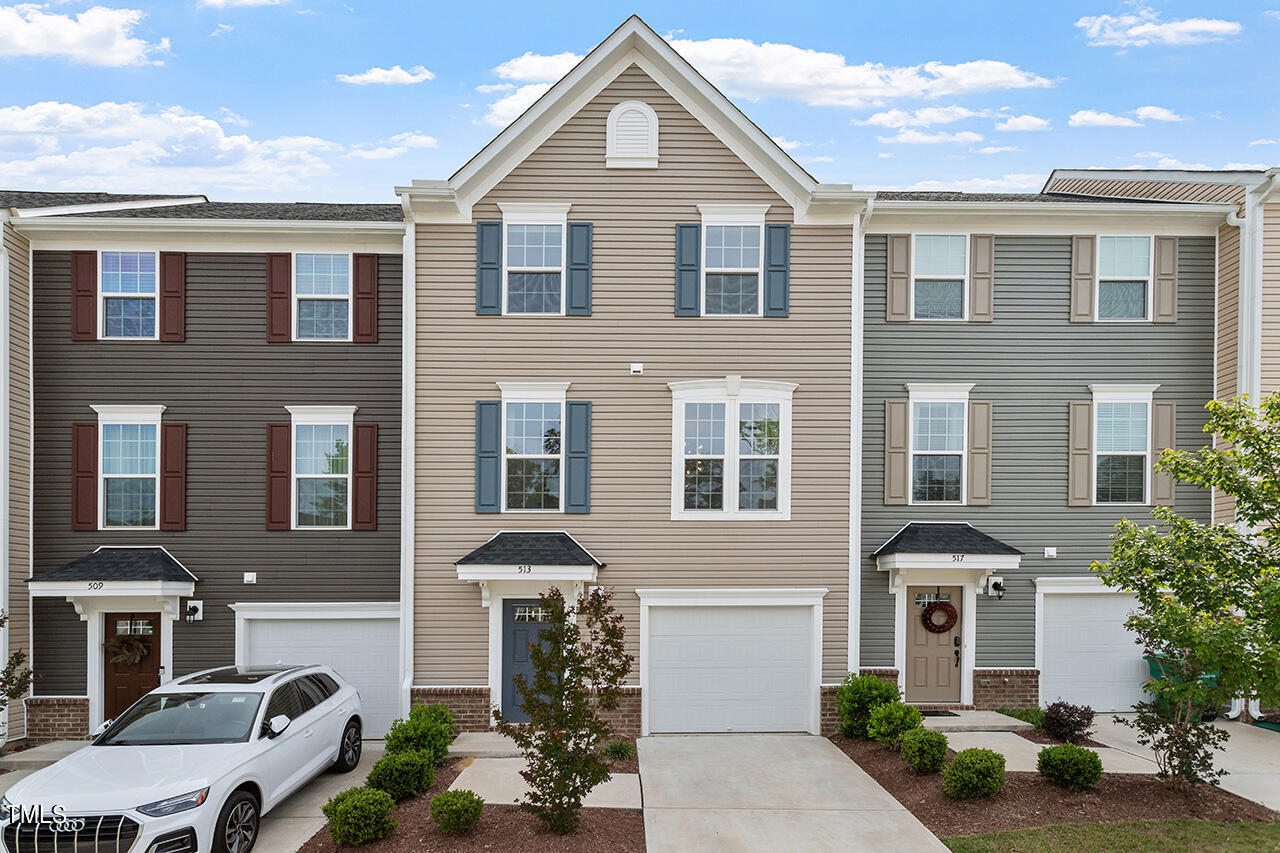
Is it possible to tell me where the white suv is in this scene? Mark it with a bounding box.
[1,664,363,853]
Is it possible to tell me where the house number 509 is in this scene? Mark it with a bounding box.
[516,565,532,574]
[87,581,104,590]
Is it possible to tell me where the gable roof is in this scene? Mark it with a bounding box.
[30,546,198,583]
[398,15,869,224]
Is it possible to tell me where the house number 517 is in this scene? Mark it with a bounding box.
[951,555,964,563]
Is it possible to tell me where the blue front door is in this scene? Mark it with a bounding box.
[502,599,551,723]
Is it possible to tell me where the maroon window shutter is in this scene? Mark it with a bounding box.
[71,251,97,341]
[266,254,292,342]
[72,422,97,530]
[159,252,186,342]
[159,423,187,531]
[353,253,379,343]
[352,423,378,530]
[266,423,292,530]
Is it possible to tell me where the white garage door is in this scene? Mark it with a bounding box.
[245,617,400,736]
[648,606,814,733]
[1041,593,1148,711]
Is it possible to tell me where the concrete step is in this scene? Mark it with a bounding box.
[447,732,522,758]
[0,740,87,771]
[920,710,1032,732]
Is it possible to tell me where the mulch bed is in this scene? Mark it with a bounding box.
[831,735,1280,839]
[1014,729,1107,749]
[298,758,645,853]
[604,738,639,774]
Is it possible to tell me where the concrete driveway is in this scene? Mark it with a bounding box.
[639,735,945,852]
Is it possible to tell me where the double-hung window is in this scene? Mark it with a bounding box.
[912,235,966,320]
[1097,237,1151,321]
[699,205,769,316]
[499,203,569,315]
[1092,386,1154,504]
[670,376,795,520]
[100,251,158,339]
[290,406,354,528]
[294,253,351,340]
[504,399,563,511]
[908,383,971,504]
[93,405,163,529]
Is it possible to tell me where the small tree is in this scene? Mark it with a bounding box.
[1094,394,1280,787]
[494,587,633,834]
[0,612,36,746]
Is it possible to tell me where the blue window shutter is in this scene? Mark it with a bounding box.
[675,223,701,316]
[564,401,591,513]
[566,222,592,316]
[764,224,790,317]
[475,401,502,512]
[476,222,502,315]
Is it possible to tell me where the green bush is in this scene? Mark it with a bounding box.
[366,750,435,801]
[602,738,635,761]
[1037,743,1104,793]
[430,789,484,835]
[834,673,902,738]
[996,706,1045,730]
[942,748,1006,799]
[385,703,455,764]
[321,787,397,846]
[900,727,948,774]
[866,701,923,749]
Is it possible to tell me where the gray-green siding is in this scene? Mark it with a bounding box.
[32,252,402,695]
[861,234,1214,668]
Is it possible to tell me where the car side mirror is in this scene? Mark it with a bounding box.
[266,714,291,738]
[92,719,112,737]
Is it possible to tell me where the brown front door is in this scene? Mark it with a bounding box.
[104,612,161,720]
[905,587,962,703]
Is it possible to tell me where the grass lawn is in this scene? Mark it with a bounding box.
[943,819,1280,852]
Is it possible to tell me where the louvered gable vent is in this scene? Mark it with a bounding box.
[606,99,658,168]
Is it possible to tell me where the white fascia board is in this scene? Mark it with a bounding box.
[13,218,404,254]
[870,200,1236,215]
[456,564,598,583]
[1033,575,1118,593]
[13,197,208,218]
[866,208,1227,237]
[28,580,195,598]
[635,587,828,607]
[876,553,1022,571]
[229,601,400,619]
[1045,169,1268,189]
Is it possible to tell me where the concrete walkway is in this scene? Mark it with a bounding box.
[922,711,1032,733]
[946,731,1156,773]
[639,735,945,852]
[449,756,641,808]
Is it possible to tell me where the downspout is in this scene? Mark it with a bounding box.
[848,197,873,676]
[397,198,416,717]
[1240,170,1279,405]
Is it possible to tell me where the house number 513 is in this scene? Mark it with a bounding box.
[516,565,532,574]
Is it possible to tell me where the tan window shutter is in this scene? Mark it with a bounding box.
[886,235,911,322]
[1068,401,1093,506]
[967,401,992,505]
[1153,236,1178,323]
[969,235,994,322]
[1151,402,1177,505]
[884,400,909,504]
[1070,235,1096,323]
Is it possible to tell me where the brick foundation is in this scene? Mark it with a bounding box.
[25,697,89,741]
[972,669,1040,710]
[595,687,641,738]
[820,685,839,735]
[410,687,492,732]
[859,668,900,685]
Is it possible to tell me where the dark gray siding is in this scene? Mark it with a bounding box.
[31,598,87,693]
[33,251,401,694]
[861,234,1214,668]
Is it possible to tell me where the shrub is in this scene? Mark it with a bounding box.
[366,750,435,801]
[1123,699,1229,787]
[866,701,923,750]
[900,727,948,774]
[834,673,901,738]
[602,738,635,761]
[385,703,455,764]
[996,706,1045,730]
[1043,700,1095,743]
[430,789,484,835]
[942,748,1006,799]
[1037,743,1103,793]
[321,787,397,846]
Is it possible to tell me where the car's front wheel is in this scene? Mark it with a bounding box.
[214,790,259,853]
[332,718,362,773]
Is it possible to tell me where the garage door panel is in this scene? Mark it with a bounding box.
[1041,593,1149,712]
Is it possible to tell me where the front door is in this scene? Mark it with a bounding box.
[905,587,962,704]
[103,612,161,720]
[501,599,550,724]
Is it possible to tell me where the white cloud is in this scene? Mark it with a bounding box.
[995,114,1050,131]
[974,145,1019,154]
[1132,150,1167,158]
[210,23,234,37]
[1267,11,1280,21]
[854,106,981,128]
[770,136,808,150]
[803,155,835,163]
[877,129,984,144]
[475,83,515,93]
[218,107,249,126]
[1249,138,1278,146]
[907,173,1043,192]
[1069,109,1141,127]
[0,4,170,66]
[481,83,550,126]
[1075,6,1241,47]
[345,146,402,160]
[387,131,437,148]
[336,64,434,85]
[493,51,583,82]
[877,152,893,159]
[198,0,289,7]
[1224,162,1269,170]
[346,130,438,160]
[1134,105,1186,122]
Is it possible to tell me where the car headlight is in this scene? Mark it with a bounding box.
[137,788,209,817]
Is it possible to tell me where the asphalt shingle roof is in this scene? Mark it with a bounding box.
[1,190,202,209]
[872,522,1023,557]
[456,532,602,566]
[31,547,197,583]
[57,201,403,221]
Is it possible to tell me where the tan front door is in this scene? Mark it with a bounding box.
[905,586,962,703]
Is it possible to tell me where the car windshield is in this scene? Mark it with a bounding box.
[97,692,263,746]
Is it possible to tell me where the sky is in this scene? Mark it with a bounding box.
[0,1,1277,201]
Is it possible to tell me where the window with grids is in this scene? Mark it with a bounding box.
[506,224,564,314]
[505,402,562,510]
[1096,401,1148,503]
[682,402,725,509]
[295,254,351,340]
[681,400,782,511]
[704,225,762,315]
[911,401,964,502]
[295,423,349,527]
[1098,237,1150,321]
[102,422,158,527]
[912,235,966,320]
[101,251,158,338]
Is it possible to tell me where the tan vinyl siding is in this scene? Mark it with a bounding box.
[1263,203,1280,397]
[4,221,30,738]
[414,65,852,685]
[1215,221,1239,524]
[1048,177,1247,211]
